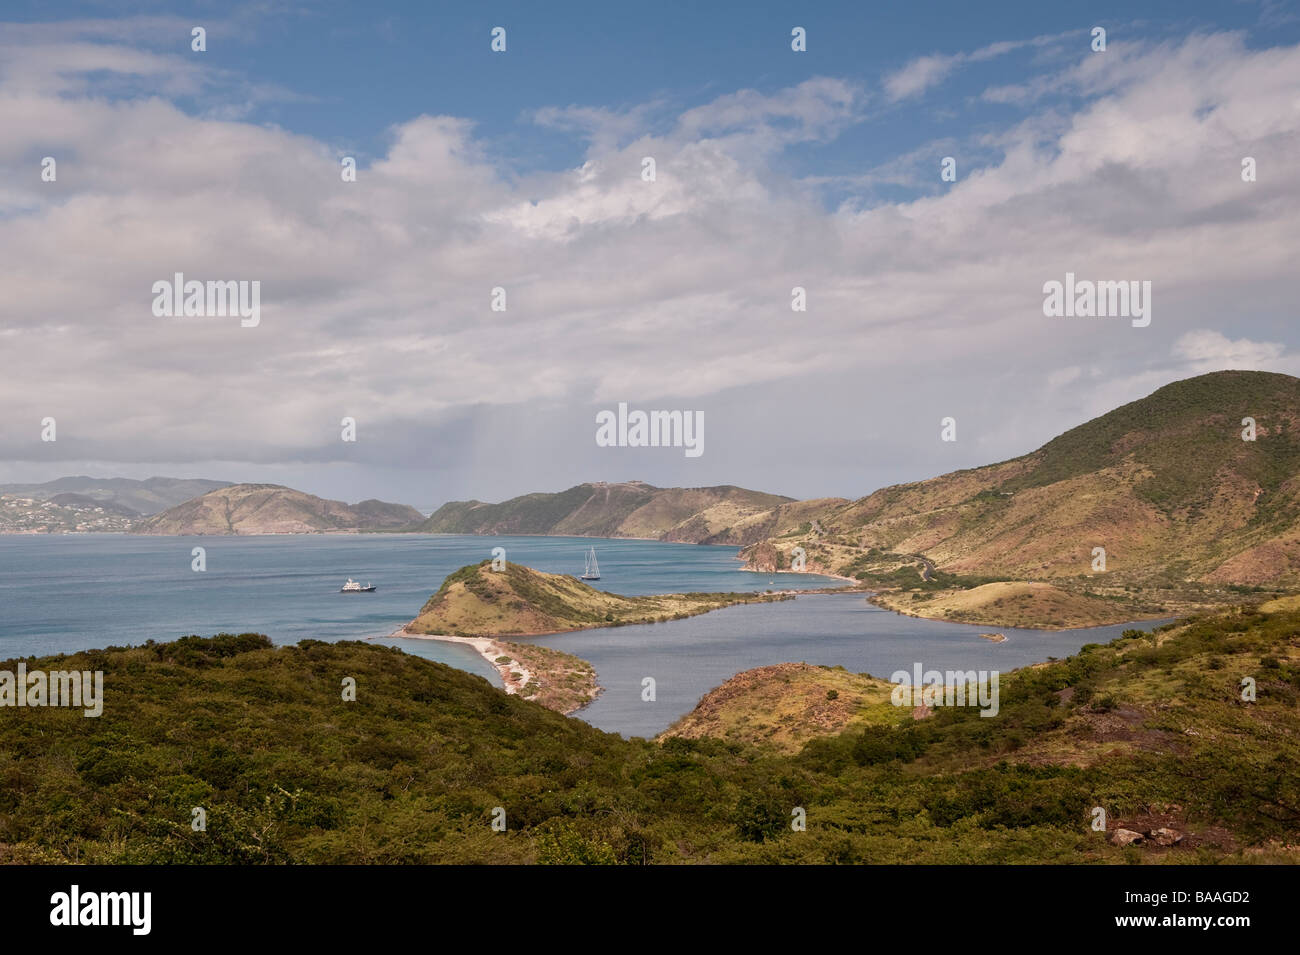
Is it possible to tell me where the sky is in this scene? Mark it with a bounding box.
[1,0,1298,512]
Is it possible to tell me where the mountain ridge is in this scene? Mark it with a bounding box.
[13,371,1300,588]
[131,483,424,535]
[741,370,1300,590]
[0,475,231,516]
[418,480,805,544]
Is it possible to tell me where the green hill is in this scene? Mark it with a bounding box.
[1007,370,1300,499]
[419,481,801,543]
[3,604,1298,863]
[743,371,1300,595]
[661,663,898,754]
[407,560,786,637]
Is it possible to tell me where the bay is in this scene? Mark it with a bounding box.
[0,533,1161,738]
[0,533,836,687]
[527,595,1166,737]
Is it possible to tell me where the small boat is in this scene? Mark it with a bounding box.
[580,547,600,581]
[340,578,376,593]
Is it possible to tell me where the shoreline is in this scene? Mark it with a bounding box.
[735,557,859,585]
[387,586,1169,715]
[382,625,527,691]
[384,588,807,713]
[383,626,600,716]
[0,528,863,583]
[867,591,1178,632]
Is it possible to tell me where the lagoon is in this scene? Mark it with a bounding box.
[524,594,1161,737]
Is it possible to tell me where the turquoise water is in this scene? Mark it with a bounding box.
[0,533,836,686]
[0,534,1162,737]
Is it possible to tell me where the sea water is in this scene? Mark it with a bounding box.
[0,533,1161,736]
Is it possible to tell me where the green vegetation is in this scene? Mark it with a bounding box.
[741,371,1300,615]
[840,551,1010,591]
[409,560,789,637]
[419,481,793,543]
[1002,370,1300,505]
[424,484,601,535]
[487,638,599,713]
[871,580,1170,630]
[3,604,1298,863]
[661,663,898,753]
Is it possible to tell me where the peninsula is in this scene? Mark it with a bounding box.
[395,560,791,713]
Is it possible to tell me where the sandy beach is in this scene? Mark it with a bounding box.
[384,627,535,695]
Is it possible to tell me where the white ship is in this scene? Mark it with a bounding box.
[339,578,376,593]
[580,547,600,581]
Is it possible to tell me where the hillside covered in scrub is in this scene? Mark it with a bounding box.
[132,483,424,534]
[2,605,1298,864]
[660,663,898,754]
[732,371,1300,626]
[417,480,813,543]
[869,580,1172,630]
[742,371,1300,587]
[406,560,786,637]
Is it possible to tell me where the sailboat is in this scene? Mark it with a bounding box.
[580,546,600,581]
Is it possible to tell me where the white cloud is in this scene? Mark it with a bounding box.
[884,53,960,101]
[1172,330,1286,368]
[1,24,1298,503]
[883,32,1075,102]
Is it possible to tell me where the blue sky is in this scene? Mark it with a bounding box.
[13,1,1294,190]
[1,1,1299,509]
